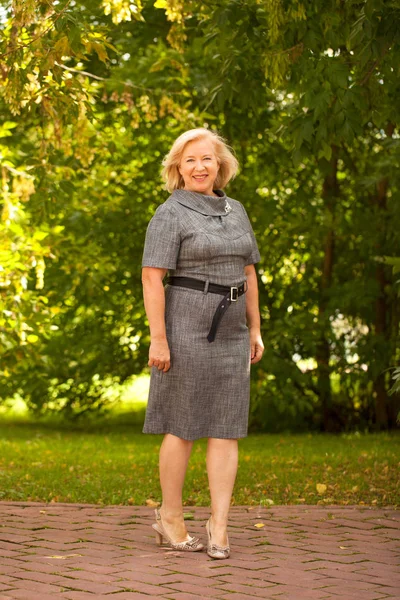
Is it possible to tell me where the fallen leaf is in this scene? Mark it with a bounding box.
[316,483,327,494]
[254,523,265,528]
[146,499,159,507]
[339,546,349,549]
[45,553,82,559]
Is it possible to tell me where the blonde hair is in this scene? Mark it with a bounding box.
[161,128,239,192]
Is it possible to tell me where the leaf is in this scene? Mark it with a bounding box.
[45,553,82,559]
[0,126,14,138]
[146,498,159,507]
[254,522,265,528]
[67,24,82,53]
[53,35,70,57]
[88,41,109,64]
[2,121,17,130]
[301,117,314,143]
[316,483,327,494]
[318,141,332,161]
[33,231,49,241]
[27,334,39,343]
[330,63,349,89]
[341,119,355,143]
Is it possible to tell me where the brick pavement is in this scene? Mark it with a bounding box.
[0,503,398,600]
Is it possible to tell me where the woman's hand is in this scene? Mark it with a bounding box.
[244,265,263,364]
[250,328,264,364]
[148,337,171,372]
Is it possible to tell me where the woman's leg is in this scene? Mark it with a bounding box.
[206,438,239,546]
[159,433,194,541]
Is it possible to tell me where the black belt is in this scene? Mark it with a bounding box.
[165,276,247,343]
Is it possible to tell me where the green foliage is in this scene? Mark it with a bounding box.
[376,255,400,411]
[0,0,399,429]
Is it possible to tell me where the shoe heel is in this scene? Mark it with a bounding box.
[152,523,163,545]
[155,530,163,545]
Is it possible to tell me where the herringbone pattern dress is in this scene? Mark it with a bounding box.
[141,189,260,440]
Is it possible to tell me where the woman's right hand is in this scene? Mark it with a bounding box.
[148,338,171,372]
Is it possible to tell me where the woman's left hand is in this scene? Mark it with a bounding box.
[250,328,264,364]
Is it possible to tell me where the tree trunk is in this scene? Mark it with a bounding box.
[317,144,339,431]
[371,122,395,429]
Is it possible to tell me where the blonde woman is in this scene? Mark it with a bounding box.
[141,127,264,559]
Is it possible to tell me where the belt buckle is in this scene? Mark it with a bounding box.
[230,286,238,302]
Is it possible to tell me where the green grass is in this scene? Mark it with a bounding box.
[0,416,398,507]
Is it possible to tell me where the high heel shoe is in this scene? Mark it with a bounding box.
[205,517,230,559]
[151,508,204,552]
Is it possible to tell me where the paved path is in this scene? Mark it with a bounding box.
[0,503,398,600]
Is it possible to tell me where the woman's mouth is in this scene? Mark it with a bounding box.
[193,174,207,181]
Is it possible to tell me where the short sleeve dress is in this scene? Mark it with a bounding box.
[141,188,261,441]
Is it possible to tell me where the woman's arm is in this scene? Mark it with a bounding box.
[141,266,171,372]
[244,264,264,364]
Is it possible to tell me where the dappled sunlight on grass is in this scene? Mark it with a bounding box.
[114,373,149,412]
[0,395,29,419]
[0,422,398,507]
[0,374,150,425]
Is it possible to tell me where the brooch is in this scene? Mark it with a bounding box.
[224,200,232,213]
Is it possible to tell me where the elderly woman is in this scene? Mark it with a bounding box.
[141,127,264,559]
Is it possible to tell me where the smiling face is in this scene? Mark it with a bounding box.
[178,138,220,195]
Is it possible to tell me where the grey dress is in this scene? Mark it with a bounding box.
[141,188,261,441]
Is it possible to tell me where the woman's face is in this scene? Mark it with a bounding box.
[178,138,220,195]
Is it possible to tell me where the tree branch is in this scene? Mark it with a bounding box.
[54,61,183,96]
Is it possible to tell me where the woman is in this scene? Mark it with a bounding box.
[141,127,264,559]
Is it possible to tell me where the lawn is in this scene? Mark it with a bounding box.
[1,415,398,507]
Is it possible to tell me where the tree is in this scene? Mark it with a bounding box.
[1,0,399,430]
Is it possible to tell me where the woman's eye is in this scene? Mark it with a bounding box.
[185,157,212,162]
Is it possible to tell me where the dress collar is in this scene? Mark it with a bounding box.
[170,188,232,217]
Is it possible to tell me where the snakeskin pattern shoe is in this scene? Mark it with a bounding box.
[151,508,204,551]
[205,517,230,559]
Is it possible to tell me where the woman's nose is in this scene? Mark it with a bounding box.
[193,161,206,171]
